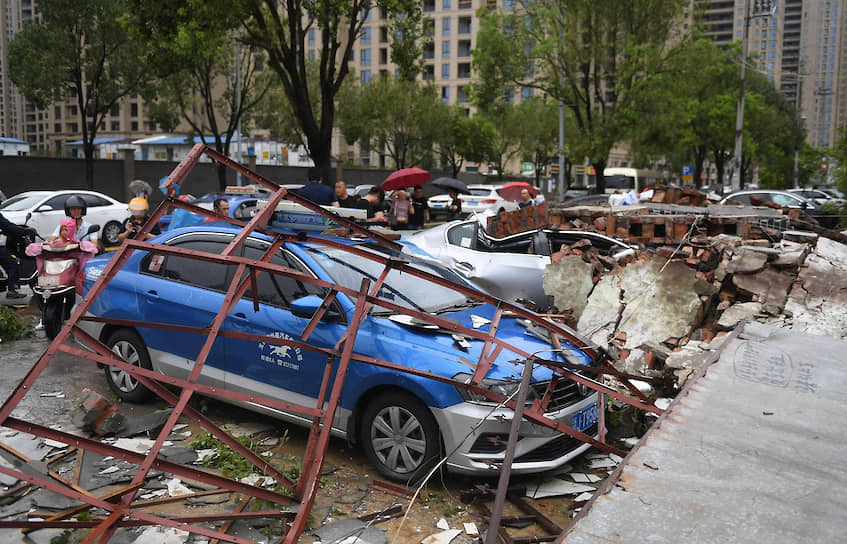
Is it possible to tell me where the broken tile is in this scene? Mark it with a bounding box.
[470,314,491,329]
[587,458,617,469]
[525,480,595,499]
[717,302,763,329]
[436,518,450,530]
[569,473,593,483]
[166,478,192,497]
[421,529,462,544]
[726,248,768,274]
[574,492,594,501]
[463,522,479,537]
[132,526,189,544]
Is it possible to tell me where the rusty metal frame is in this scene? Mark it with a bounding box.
[0,144,661,543]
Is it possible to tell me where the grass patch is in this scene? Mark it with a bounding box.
[0,306,32,343]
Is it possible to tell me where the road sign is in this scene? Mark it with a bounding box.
[682,165,694,183]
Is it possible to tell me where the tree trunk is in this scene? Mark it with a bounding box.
[712,148,726,186]
[216,162,228,191]
[693,145,706,189]
[592,159,607,194]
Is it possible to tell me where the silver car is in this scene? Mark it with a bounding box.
[406,218,637,309]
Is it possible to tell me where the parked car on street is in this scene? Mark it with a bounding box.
[78,224,599,482]
[788,188,846,207]
[428,185,520,220]
[0,190,127,245]
[406,218,638,309]
[719,189,833,227]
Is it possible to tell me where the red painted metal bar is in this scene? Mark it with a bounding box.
[0,462,269,544]
[295,351,337,499]
[300,290,338,341]
[221,186,289,257]
[484,357,534,544]
[286,279,371,543]
[1,510,295,530]
[201,145,403,251]
[473,303,504,384]
[2,417,294,505]
[159,143,206,197]
[64,331,298,492]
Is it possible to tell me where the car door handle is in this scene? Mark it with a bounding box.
[232,312,249,323]
[145,290,159,301]
[455,261,475,272]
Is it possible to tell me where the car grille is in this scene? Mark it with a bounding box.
[514,424,598,464]
[469,433,510,454]
[531,377,591,413]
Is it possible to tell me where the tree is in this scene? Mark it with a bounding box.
[337,76,450,169]
[127,1,272,190]
[439,109,497,178]
[513,98,563,188]
[479,102,523,180]
[474,0,687,193]
[9,0,149,188]
[240,0,420,183]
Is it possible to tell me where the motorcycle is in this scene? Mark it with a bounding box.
[26,224,100,340]
[0,213,39,293]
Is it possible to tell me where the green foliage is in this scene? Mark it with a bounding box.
[473,0,687,191]
[50,531,73,544]
[337,75,450,169]
[8,0,150,186]
[190,432,265,480]
[439,109,497,177]
[0,307,32,343]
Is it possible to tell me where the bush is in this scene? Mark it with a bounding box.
[0,306,32,343]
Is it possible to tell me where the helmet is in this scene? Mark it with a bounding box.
[128,197,149,213]
[64,195,87,216]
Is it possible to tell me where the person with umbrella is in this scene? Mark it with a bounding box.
[448,190,463,220]
[408,186,429,230]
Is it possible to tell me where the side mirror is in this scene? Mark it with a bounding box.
[290,295,326,319]
[36,205,53,212]
[801,201,808,209]
[84,224,101,237]
[25,212,32,224]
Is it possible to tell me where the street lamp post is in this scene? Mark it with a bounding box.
[731,0,775,192]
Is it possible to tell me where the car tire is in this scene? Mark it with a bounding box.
[360,392,441,483]
[103,221,122,246]
[104,329,154,403]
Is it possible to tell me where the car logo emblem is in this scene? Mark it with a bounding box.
[577,382,589,396]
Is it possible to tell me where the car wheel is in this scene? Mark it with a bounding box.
[104,329,154,403]
[360,393,441,483]
[102,221,122,246]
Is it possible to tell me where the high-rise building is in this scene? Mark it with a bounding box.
[694,0,847,149]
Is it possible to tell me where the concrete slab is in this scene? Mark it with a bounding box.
[732,268,794,314]
[559,323,847,544]
[784,238,847,341]
[543,256,595,320]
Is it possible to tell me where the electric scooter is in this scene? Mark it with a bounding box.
[27,224,99,339]
[0,212,39,293]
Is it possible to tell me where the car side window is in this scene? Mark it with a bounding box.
[82,194,111,207]
[446,222,477,249]
[727,194,751,205]
[142,239,231,292]
[43,195,71,211]
[770,194,794,206]
[241,244,327,309]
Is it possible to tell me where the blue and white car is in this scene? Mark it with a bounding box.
[78,224,598,481]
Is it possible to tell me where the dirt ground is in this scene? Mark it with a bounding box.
[0,326,622,544]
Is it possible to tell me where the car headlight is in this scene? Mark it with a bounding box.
[453,372,537,405]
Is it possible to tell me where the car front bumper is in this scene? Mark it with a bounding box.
[431,392,599,476]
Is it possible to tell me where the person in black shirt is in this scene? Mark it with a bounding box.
[358,187,386,222]
[408,186,429,229]
[0,212,36,299]
[334,180,361,208]
[448,190,463,220]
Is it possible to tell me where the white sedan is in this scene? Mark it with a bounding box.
[0,190,128,245]
[428,184,520,220]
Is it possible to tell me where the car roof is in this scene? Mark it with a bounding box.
[163,223,371,248]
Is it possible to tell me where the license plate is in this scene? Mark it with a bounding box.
[431,203,444,209]
[38,275,60,288]
[572,403,598,432]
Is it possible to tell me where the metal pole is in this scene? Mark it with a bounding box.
[236,29,243,186]
[731,0,752,192]
[558,100,565,201]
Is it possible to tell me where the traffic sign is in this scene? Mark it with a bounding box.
[682,165,693,183]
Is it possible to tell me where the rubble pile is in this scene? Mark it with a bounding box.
[544,228,847,391]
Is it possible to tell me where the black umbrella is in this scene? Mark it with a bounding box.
[129,179,153,199]
[431,177,470,194]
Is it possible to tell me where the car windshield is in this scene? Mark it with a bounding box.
[307,245,476,314]
[468,188,492,196]
[0,194,44,211]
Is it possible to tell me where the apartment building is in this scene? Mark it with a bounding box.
[695,0,847,149]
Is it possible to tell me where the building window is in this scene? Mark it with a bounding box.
[110,104,119,116]
[131,121,138,131]
[380,26,388,42]
[443,17,451,35]
[442,40,451,58]
[458,39,471,56]
[442,63,450,78]
[423,64,435,80]
[361,49,371,66]
[380,48,388,64]
[148,122,157,131]
[361,27,371,45]
[458,16,472,33]
[457,86,468,103]
[54,123,61,132]
[486,0,496,9]
[68,123,78,132]
[308,50,315,60]
[521,86,533,101]
[308,28,315,46]
[443,0,451,8]
[130,103,138,117]
[442,86,450,103]
[424,0,435,11]
[111,121,120,131]
[54,105,61,120]
[458,0,472,9]
[424,43,435,59]
[503,0,515,8]
[361,70,372,84]
[457,62,471,78]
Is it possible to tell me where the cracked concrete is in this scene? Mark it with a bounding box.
[784,237,847,341]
